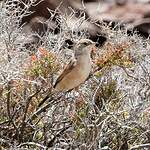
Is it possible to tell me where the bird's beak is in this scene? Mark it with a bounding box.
[90,42,97,53]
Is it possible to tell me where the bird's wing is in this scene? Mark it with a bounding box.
[53,59,77,88]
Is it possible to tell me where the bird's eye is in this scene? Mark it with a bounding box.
[83,42,88,46]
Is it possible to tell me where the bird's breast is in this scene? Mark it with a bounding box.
[76,57,91,80]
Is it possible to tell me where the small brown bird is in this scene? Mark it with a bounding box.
[54,39,95,92]
[38,39,95,108]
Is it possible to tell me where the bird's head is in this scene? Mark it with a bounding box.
[75,39,96,57]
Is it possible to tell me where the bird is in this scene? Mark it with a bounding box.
[53,38,96,92]
[37,39,96,108]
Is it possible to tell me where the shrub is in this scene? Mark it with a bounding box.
[0,1,150,149]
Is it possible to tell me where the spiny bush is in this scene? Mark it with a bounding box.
[0,0,150,150]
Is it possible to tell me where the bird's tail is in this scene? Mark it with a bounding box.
[37,89,58,108]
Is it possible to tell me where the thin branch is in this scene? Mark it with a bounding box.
[130,143,150,150]
[6,81,11,122]
[47,123,72,148]
[18,142,47,149]
[27,97,62,122]
[0,138,11,147]
[19,89,41,142]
